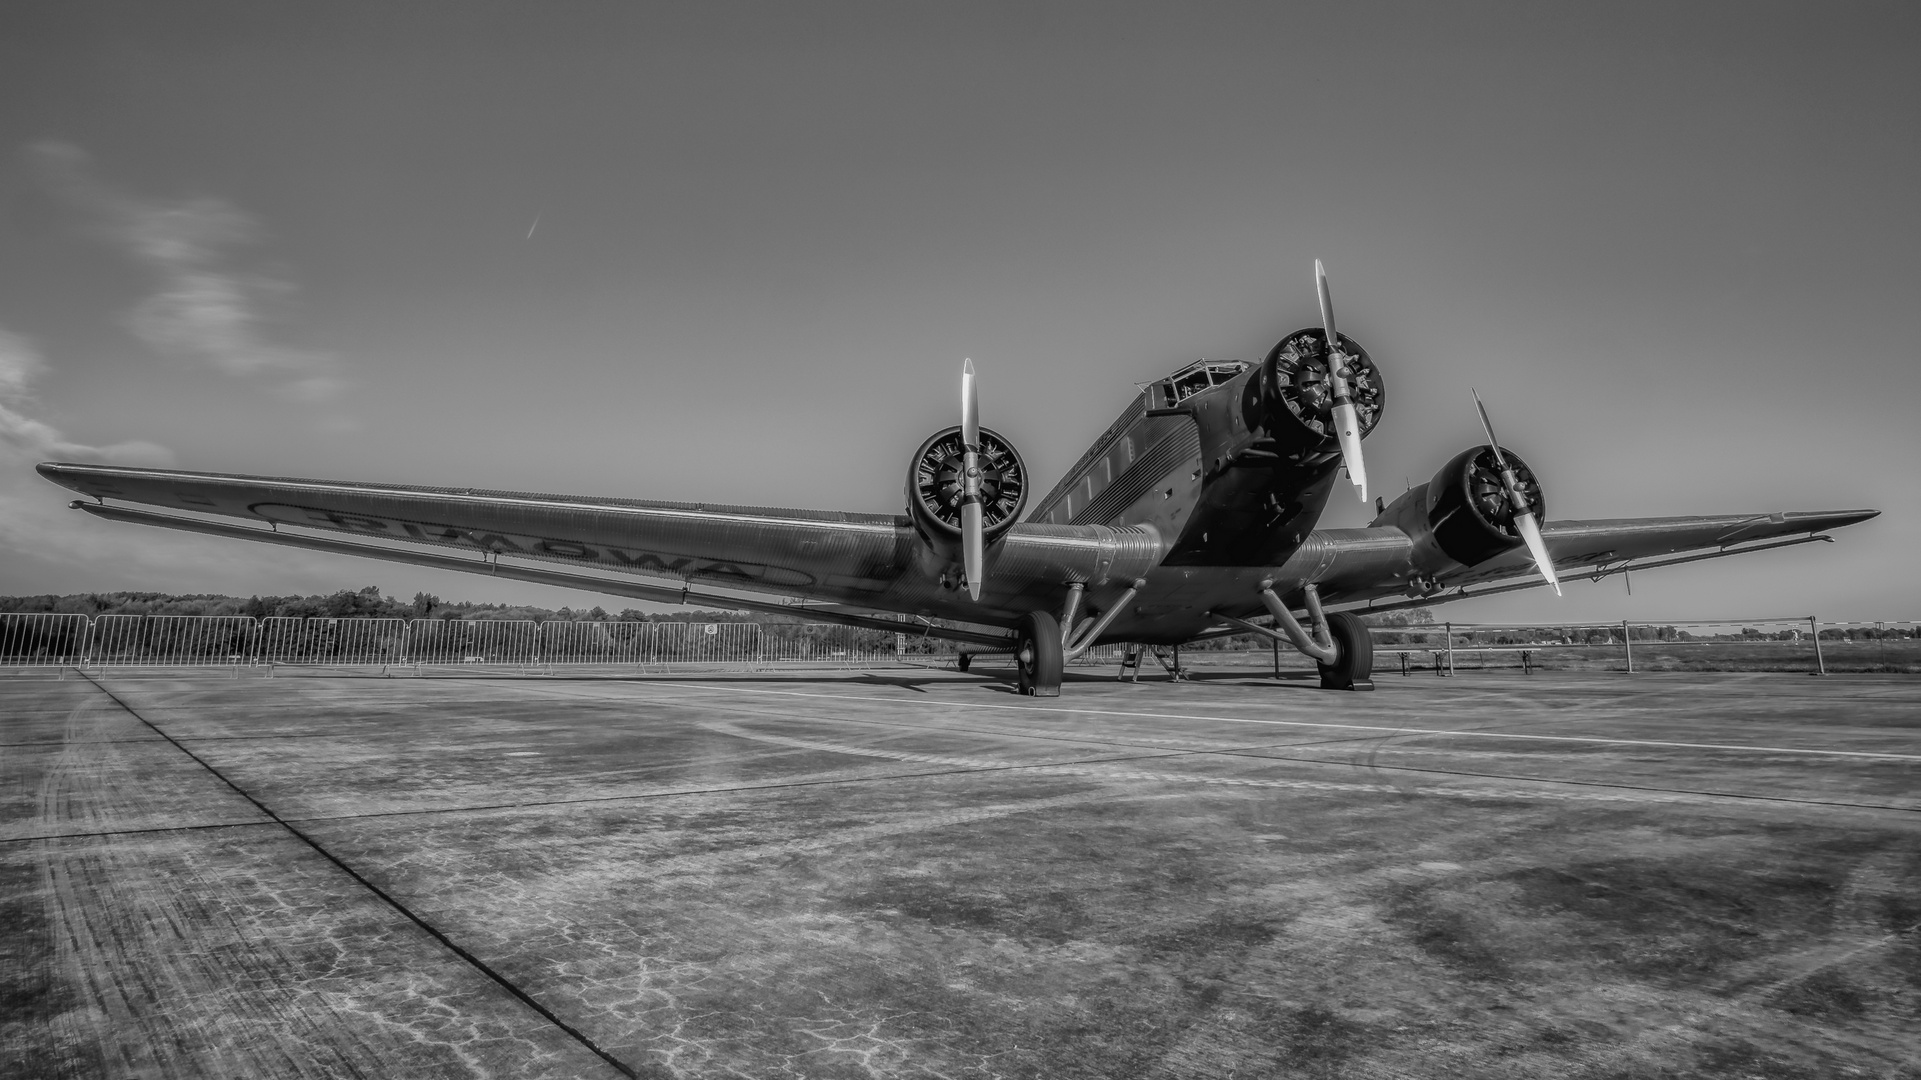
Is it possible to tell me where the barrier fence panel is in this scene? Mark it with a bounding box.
[1811,621,1920,673]
[408,619,540,665]
[1,613,93,667]
[1072,644,1126,667]
[257,617,411,665]
[1363,619,1921,675]
[762,622,896,665]
[89,614,258,666]
[646,621,761,667]
[7,613,1913,674]
[539,619,655,664]
[896,623,962,663]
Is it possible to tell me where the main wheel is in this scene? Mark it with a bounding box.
[1015,610,1063,697]
[1317,611,1376,691]
[956,653,972,673]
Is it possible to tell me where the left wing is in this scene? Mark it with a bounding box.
[38,461,913,599]
[36,462,1162,644]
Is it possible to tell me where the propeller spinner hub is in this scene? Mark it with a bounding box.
[1466,446,1546,535]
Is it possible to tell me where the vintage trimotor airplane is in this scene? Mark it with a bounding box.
[38,262,1876,695]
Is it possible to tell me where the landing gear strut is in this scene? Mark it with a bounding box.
[1209,582,1376,691]
[1015,610,1063,697]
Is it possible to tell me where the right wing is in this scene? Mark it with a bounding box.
[1303,508,1878,611]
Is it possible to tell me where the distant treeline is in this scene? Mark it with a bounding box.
[0,586,762,624]
[0,591,1481,656]
[1,586,1443,635]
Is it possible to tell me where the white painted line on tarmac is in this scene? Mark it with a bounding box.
[662,684,1921,763]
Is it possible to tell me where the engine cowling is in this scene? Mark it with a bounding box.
[905,425,1028,553]
[1250,328,1385,454]
[1421,443,1548,567]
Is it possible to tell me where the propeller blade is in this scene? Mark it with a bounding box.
[1315,259,1339,343]
[961,358,980,449]
[1470,388,1560,595]
[1315,260,1367,502]
[1471,388,1509,471]
[961,500,984,601]
[960,359,984,601]
[1514,512,1562,596]
[1330,400,1367,502]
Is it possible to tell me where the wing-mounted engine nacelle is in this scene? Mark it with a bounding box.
[1242,328,1386,458]
[1381,443,1548,574]
[905,425,1028,579]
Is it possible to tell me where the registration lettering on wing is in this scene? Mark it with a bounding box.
[247,502,817,587]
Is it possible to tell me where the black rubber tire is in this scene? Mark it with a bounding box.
[1015,610,1064,697]
[956,653,971,673]
[1317,611,1376,691]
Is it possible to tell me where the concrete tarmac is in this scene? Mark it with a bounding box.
[3,667,1918,1078]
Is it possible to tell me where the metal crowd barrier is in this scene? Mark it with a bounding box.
[257,617,411,665]
[90,614,258,666]
[0,613,90,667]
[1367,618,1921,676]
[2,612,1910,675]
[0,614,956,672]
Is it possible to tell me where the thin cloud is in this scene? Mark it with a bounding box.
[0,327,170,467]
[0,324,343,590]
[0,324,185,565]
[29,141,347,403]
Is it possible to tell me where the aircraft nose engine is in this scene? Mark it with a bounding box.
[1252,328,1385,461]
[905,424,1028,590]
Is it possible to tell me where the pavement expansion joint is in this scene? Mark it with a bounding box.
[67,673,646,1080]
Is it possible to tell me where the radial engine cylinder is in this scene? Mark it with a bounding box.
[1248,328,1386,454]
[905,425,1028,554]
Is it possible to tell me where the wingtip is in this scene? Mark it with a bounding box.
[36,461,86,486]
[1816,509,1881,529]
[963,357,974,375]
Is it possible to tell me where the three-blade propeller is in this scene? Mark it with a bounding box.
[959,358,985,601]
[1472,389,1562,596]
[1315,259,1369,502]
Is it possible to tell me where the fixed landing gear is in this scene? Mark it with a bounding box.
[1015,610,1063,697]
[956,653,972,673]
[1316,611,1375,691]
[1210,583,1376,692]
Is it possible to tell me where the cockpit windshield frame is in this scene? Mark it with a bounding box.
[1160,359,1251,405]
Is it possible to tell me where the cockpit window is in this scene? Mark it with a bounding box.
[1160,359,1251,404]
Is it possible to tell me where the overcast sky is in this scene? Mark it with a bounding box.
[1,1,1915,623]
